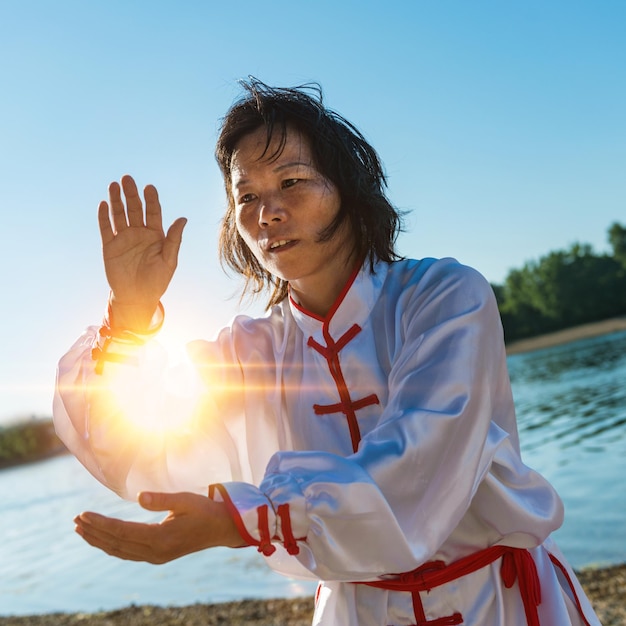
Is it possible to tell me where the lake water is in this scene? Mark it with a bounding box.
[2,330,625,616]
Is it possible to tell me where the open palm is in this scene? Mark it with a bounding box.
[74,491,244,564]
[98,175,187,330]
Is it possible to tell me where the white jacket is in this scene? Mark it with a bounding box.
[54,258,599,625]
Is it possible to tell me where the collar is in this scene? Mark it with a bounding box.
[287,259,389,342]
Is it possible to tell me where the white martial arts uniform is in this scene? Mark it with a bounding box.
[54,257,600,625]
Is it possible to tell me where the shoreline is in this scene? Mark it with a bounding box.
[1,563,624,626]
[0,446,67,471]
[506,316,626,355]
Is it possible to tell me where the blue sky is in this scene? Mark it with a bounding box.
[1,0,624,423]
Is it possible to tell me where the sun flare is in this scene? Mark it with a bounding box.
[106,336,205,438]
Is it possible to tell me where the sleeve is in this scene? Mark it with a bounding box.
[53,318,249,500]
[209,263,564,581]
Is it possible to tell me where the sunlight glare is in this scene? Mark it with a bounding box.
[106,332,205,438]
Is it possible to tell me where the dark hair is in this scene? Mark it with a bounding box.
[216,77,404,308]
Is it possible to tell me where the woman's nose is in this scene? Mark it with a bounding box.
[258,197,286,226]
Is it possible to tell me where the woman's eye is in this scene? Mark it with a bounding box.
[239,193,256,204]
[282,178,299,189]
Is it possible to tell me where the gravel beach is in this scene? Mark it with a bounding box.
[1,563,624,626]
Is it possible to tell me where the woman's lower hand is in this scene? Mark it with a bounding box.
[74,491,245,564]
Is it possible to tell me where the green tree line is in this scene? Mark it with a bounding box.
[493,222,626,343]
[0,419,65,469]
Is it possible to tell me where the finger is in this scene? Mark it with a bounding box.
[162,217,188,268]
[138,490,189,512]
[97,200,115,247]
[121,174,145,228]
[75,513,155,550]
[74,512,171,564]
[75,519,154,562]
[143,184,164,232]
[76,510,154,533]
[108,181,128,233]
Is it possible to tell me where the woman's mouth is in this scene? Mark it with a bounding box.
[268,239,296,251]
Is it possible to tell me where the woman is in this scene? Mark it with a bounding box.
[54,79,600,625]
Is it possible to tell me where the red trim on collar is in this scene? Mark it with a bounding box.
[288,260,363,323]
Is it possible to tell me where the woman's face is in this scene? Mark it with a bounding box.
[230,126,356,315]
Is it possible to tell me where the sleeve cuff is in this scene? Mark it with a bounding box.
[209,481,304,556]
[91,300,165,374]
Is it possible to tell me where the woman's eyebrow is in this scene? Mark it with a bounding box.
[274,161,313,173]
[232,161,313,188]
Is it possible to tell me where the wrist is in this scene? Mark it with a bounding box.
[90,295,164,374]
[216,501,248,549]
[109,295,161,334]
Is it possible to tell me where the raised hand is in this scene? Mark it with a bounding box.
[98,175,187,331]
[74,491,244,564]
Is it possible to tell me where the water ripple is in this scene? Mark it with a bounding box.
[510,330,626,455]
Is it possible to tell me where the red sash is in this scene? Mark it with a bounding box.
[358,546,592,626]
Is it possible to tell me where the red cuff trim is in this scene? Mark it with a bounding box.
[209,483,276,557]
[256,503,275,556]
[277,503,300,555]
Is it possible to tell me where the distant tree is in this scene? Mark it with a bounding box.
[495,231,626,343]
[497,266,553,341]
[608,222,626,267]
